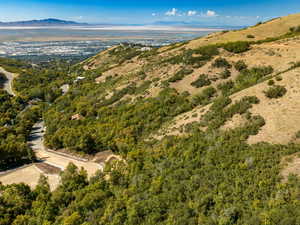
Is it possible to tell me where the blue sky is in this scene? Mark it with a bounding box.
[0,0,300,26]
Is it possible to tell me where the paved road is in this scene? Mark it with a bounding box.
[0,67,16,96]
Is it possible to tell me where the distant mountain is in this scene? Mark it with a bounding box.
[0,18,88,26]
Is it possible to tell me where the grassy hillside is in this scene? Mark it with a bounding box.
[2,12,300,225]
[78,13,300,146]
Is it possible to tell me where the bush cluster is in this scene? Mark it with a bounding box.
[234,60,248,72]
[247,34,255,39]
[168,68,193,83]
[0,72,7,88]
[217,80,235,96]
[264,85,287,99]
[190,74,211,88]
[192,86,216,106]
[235,66,274,90]
[220,69,231,79]
[222,41,251,53]
[289,26,300,33]
[212,57,232,68]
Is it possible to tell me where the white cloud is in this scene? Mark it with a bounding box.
[165,8,178,16]
[206,10,217,17]
[152,13,157,17]
[187,10,197,16]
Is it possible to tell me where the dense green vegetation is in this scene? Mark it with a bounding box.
[0,57,31,73]
[14,62,72,102]
[0,90,38,170]
[1,92,300,225]
[44,88,192,154]
[0,72,7,88]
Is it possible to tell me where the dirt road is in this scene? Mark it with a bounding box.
[0,122,102,190]
[0,69,102,190]
[29,122,102,175]
[0,67,16,96]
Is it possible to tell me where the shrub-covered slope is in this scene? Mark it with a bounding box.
[2,12,300,225]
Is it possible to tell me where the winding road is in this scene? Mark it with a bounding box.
[29,122,102,176]
[0,68,103,190]
[0,121,103,190]
[0,67,16,96]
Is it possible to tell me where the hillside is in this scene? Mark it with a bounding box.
[1,12,300,225]
[81,13,300,146]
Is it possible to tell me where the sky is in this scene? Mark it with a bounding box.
[0,0,300,26]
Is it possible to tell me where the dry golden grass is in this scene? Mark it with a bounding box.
[85,13,300,146]
[187,13,300,49]
[154,104,210,139]
[221,114,247,131]
[246,69,300,144]
[0,165,60,191]
[280,153,300,181]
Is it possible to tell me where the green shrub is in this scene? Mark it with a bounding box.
[289,26,300,33]
[234,60,248,72]
[275,76,283,81]
[0,72,7,88]
[290,61,300,69]
[192,86,217,106]
[137,71,147,80]
[267,80,275,86]
[168,68,193,83]
[235,66,274,91]
[295,131,300,139]
[217,80,235,96]
[181,91,190,97]
[194,45,219,58]
[264,85,287,98]
[212,58,232,68]
[164,47,218,66]
[161,80,170,88]
[247,34,255,39]
[220,69,231,79]
[191,74,211,88]
[223,41,251,53]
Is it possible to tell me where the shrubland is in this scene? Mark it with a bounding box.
[2,14,300,225]
[0,90,38,170]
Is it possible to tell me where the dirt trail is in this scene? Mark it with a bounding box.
[29,122,102,176]
[0,122,102,190]
[0,67,16,96]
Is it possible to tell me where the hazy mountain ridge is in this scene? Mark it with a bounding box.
[0,18,87,26]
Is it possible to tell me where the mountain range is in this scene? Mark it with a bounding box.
[0,18,243,28]
[0,18,87,26]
